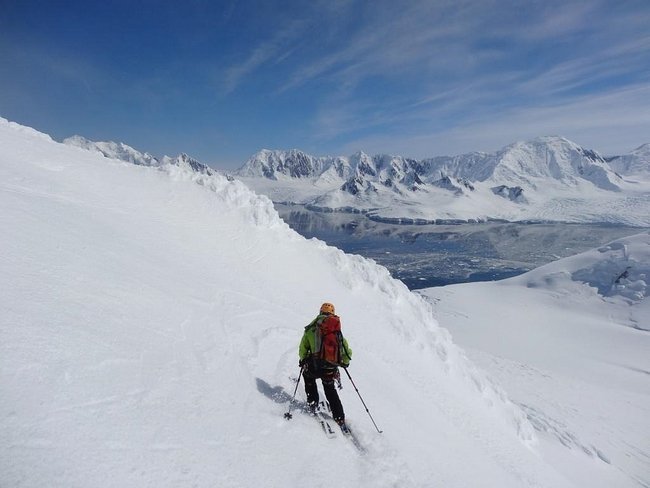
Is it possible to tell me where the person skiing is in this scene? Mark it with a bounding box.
[299,302,352,427]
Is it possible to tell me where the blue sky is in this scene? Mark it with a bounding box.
[1,0,649,168]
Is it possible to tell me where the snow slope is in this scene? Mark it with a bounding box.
[0,117,585,487]
[419,233,650,487]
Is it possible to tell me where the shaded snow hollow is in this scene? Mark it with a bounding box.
[1,117,577,487]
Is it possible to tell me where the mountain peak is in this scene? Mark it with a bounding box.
[607,143,650,176]
[532,135,573,145]
[159,153,215,175]
[238,148,330,179]
[631,143,650,156]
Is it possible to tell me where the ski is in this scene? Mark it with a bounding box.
[338,422,365,453]
[314,408,337,438]
[309,402,335,438]
[285,399,365,451]
[318,407,366,453]
[281,380,362,450]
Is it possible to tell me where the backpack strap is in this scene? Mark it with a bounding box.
[340,334,352,363]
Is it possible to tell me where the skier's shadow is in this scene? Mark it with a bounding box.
[255,377,308,411]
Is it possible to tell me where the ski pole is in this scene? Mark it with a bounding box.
[284,365,305,420]
[342,368,383,433]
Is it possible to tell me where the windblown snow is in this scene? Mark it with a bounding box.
[0,117,589,487]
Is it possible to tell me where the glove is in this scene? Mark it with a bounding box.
[299,358,308,368]
[340,363,349,369]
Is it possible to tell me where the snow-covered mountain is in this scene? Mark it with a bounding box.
[607,143,650,177]
[479,136,620,191]
[64,135,160,167]
[236,137,650,226]
[2,116,596,487]
[64,135,217,175]
[419,232,650,487]
[236,148,343,179]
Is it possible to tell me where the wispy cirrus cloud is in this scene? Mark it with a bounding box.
[221,19,308,94]
[281,1,492,91]
[516,35,650,99]
[336,83,650,158]
[287,0,650,157]
[225,1,647,101]
[516,1,597,41]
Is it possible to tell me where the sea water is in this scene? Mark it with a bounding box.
[276,204,644,289]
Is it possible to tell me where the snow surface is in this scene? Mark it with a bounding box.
[419,233,650,487]
[0,117,592,487]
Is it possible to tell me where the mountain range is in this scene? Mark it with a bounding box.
[63,134,650,226]
[238,137,637,190]
[235,137,650,226]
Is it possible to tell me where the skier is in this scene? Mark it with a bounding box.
[299,302,352,428]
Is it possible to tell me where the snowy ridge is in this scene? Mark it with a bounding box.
[64,135,217,176]
[64,135,160,167]
[0,117,581,487]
